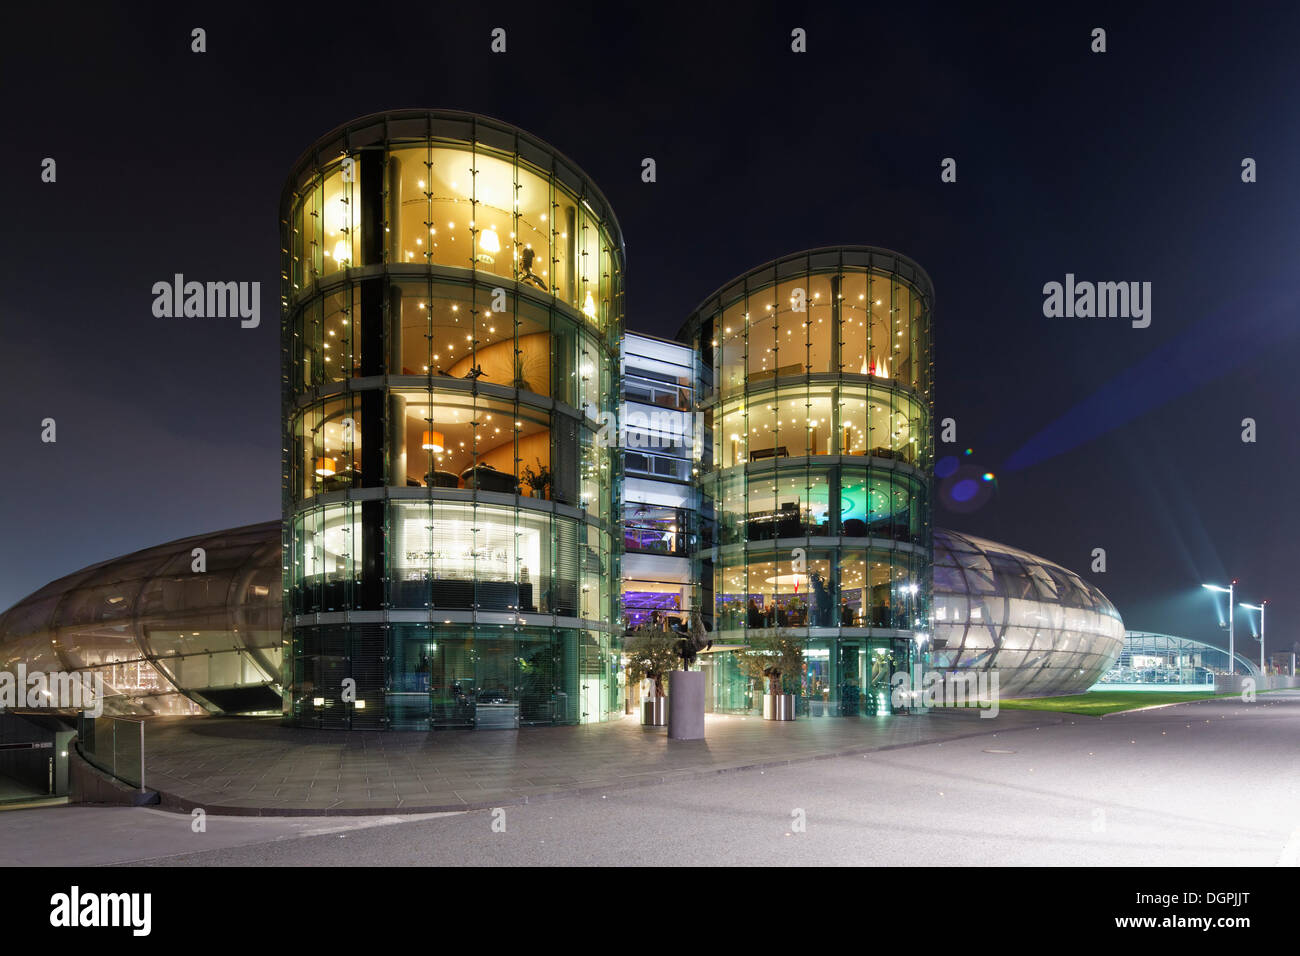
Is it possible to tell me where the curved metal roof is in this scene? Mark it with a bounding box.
[1123,630,1261,680]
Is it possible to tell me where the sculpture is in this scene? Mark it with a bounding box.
[675,609,713,668]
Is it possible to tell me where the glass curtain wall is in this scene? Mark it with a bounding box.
[281,110,624,730]
[680,247,934,719]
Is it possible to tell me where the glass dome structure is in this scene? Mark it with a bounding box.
[929,529,1125,696]
[0,522,282,717]
[1,520,1129,717]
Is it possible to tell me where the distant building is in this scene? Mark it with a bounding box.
[1098,631,1259,690]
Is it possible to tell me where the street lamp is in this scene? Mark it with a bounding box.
[1202,580,1236,675]
[1239,600,1267,676]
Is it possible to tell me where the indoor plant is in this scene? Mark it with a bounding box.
[520,459,552,500]
[737,628,804,720]
[622,625,679,726]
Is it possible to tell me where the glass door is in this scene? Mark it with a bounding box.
[430,633,475,727]
[865,640,897,716]
[837,639,863,716]
[517,633,557,725]
[474,636,520,730]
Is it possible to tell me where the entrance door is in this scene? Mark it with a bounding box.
[430,635,475,728]
[516,634,557,725]
[864,640,899,716]
[837,640,864,716]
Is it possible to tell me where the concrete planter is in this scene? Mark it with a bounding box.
[668,670,706,740]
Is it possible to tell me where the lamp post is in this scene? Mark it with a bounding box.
[1240,600,1267,677]
[1202,581,1236,675]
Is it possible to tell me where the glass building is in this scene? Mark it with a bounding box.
[0,522,282,717]
[281,110,624,729]
[0,117,1135,728]
[620,332,697,630]
[678,247,935,717]
[0,517,1132,720]
[1095,631,1258,690]
[930,529,1125,696]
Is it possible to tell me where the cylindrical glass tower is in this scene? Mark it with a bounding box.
[679,247,933,717]
[280,110,624,729]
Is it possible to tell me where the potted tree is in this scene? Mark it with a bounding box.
[623,624,678,726]
[737,629,804,720]
[521,458,552,500]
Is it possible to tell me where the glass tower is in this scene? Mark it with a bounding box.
[679,247,934,717]
[280,110,624,729]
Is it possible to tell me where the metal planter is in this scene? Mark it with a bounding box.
[763,693,796,720]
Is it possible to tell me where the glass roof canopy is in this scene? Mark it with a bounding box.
[1097,630,1261,688]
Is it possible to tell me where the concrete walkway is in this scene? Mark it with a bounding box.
[136,709,1042,815]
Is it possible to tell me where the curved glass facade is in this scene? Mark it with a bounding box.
[679,247,934,717]
[1097,631,1259,689]
[0,522,282,717]
[930,529,1125,696]
[281,110,624,729]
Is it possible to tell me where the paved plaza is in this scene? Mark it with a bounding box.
[3,692,1296,866]
[138,707,1034,814]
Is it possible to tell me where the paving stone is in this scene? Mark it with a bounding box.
[133,711,1028,814]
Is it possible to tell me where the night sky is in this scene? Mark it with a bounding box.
[3,3,1297,660]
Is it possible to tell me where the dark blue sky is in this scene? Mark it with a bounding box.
[2,2,1297,660]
